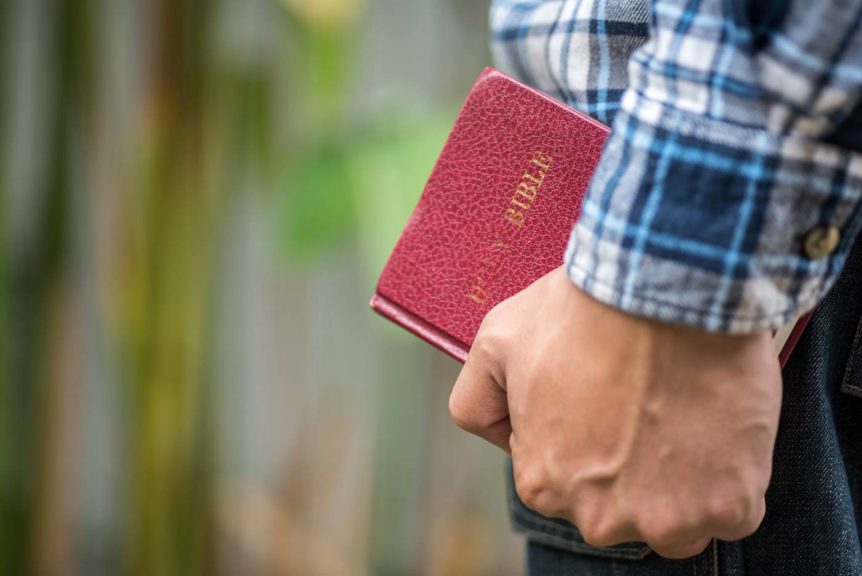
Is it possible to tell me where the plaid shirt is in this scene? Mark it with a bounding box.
[491,0,862,332]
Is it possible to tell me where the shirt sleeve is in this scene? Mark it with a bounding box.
[565,0,862,332]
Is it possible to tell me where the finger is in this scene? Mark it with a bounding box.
[650,538,711,560]
[568,492,641,548]
[576,516,642,548]
[711,497,766,542]
[449,348,512,453]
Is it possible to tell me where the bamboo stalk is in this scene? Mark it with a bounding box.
[122,1,217,574]
[0,0,83,572]
[0,0,12,568]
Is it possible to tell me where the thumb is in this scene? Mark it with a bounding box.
[449,346,512,453]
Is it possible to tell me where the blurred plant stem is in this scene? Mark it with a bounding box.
[281,0,363,32]
[122,0,217,574]
[284,4,356,140]
[0,0,10,569]
[0,0,83,572]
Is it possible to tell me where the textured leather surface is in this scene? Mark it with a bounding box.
[372,68,609,361]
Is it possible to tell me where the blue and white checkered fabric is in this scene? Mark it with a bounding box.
[492,0,862,332]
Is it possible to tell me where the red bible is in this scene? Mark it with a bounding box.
[370,68,810,366]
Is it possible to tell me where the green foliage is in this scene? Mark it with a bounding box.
[278,139,357,262]
[277,110,455,273]
[283,3,357,130]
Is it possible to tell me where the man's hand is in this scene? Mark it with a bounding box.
[449,267,782,559]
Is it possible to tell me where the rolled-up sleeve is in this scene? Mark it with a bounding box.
[565,0,862,332]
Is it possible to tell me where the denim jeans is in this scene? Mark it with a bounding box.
[508,232,862,575]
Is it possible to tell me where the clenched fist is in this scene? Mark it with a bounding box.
[449,266,782,559]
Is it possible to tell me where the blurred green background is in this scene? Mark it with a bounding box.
[0,0,524,574]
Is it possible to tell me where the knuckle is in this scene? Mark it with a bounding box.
[746,499,767,534]
[470,330,504,365]
[449,394,485,434]
[711,497,766,540]
[571,502,602,545]
[642,517,688,550]
[514,466,553,514]
[515,477,543,511]
[483,297,512,325]
[474,299,517,352]
[578,521,617,548]
[652,538,711,560]
[447,388,477,432]
[447,394,467,429]
[571,499,624,548]
[705,498,750,530]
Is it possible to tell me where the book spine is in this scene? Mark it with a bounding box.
[779,311,812,369]
[371,291,810,367]
[369,293,469,363]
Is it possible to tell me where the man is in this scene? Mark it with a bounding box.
[449,0,862,573]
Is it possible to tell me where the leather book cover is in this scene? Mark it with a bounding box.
[370,68,810,367]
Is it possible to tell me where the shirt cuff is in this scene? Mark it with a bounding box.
[565,94,862,333]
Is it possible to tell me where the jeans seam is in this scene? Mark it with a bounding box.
[712,539,719,576]
[841,314,862,396]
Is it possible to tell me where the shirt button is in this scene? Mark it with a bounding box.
[803,225,841,260]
